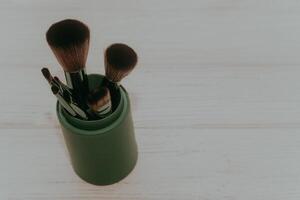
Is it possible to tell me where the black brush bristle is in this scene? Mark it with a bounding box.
[104,43,138,82]
[53,76,60,82]
[53,76,64,85]
[41,67,51,80]
[46,19,89,48]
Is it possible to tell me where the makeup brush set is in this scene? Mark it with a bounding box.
[42,19,139,185]
[42,19,137,121]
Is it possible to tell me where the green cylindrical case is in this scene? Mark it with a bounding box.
[56,74,138,185]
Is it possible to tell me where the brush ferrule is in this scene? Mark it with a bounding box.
[70,102,88,120]
[105,76,121,86]
[102,77,121,111]
[54,92,77,117]
[96,101,112,114]
[65,69,87,89]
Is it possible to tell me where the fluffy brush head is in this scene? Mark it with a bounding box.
[46,19,90,72]
[104,43,138,83]
[87,87,111,112]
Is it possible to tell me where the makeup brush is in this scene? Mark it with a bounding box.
[103,43,137,110]
[87,87,112,118]
[42,67,88,119]
[51,85,77,117]
[46,19,90,110]
[51,81,88,120]
[42,67,67,95]
[104,43,138,84]
[52,76,88,120]
[41,67,74,101]
[41,67,57,87]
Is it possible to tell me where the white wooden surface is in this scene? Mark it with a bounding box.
[1,0,300,199]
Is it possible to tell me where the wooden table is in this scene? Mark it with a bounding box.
[1,0,300,199]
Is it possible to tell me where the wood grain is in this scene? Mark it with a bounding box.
[1,0,300,199]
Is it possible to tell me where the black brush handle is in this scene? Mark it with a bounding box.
[64,69,89,110]
[102,77,120,111]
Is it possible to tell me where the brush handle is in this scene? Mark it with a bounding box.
[54,77,72,95]
[70,103,88,120]
[102,77,121,111]
[61,89,88,120]
[55,93,77,116]
[64,69,89,110]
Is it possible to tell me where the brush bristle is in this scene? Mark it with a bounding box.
[104,43,137,83]
[53,76,60,82]
[46,19,90,72]
[41,67,51,80]
[46,19,89,48]
[53,76,64,85]
[88,87,111,111]
[51,85,60,94]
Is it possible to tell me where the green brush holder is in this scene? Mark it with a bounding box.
[56,74,138,185]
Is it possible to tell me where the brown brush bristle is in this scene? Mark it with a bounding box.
[88,87,111,111]
[46,19,90,72]
[104,43,138,83]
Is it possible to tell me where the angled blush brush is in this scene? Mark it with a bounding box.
[46,19,90,110]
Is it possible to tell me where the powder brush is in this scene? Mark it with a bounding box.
[46,19,90,110]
